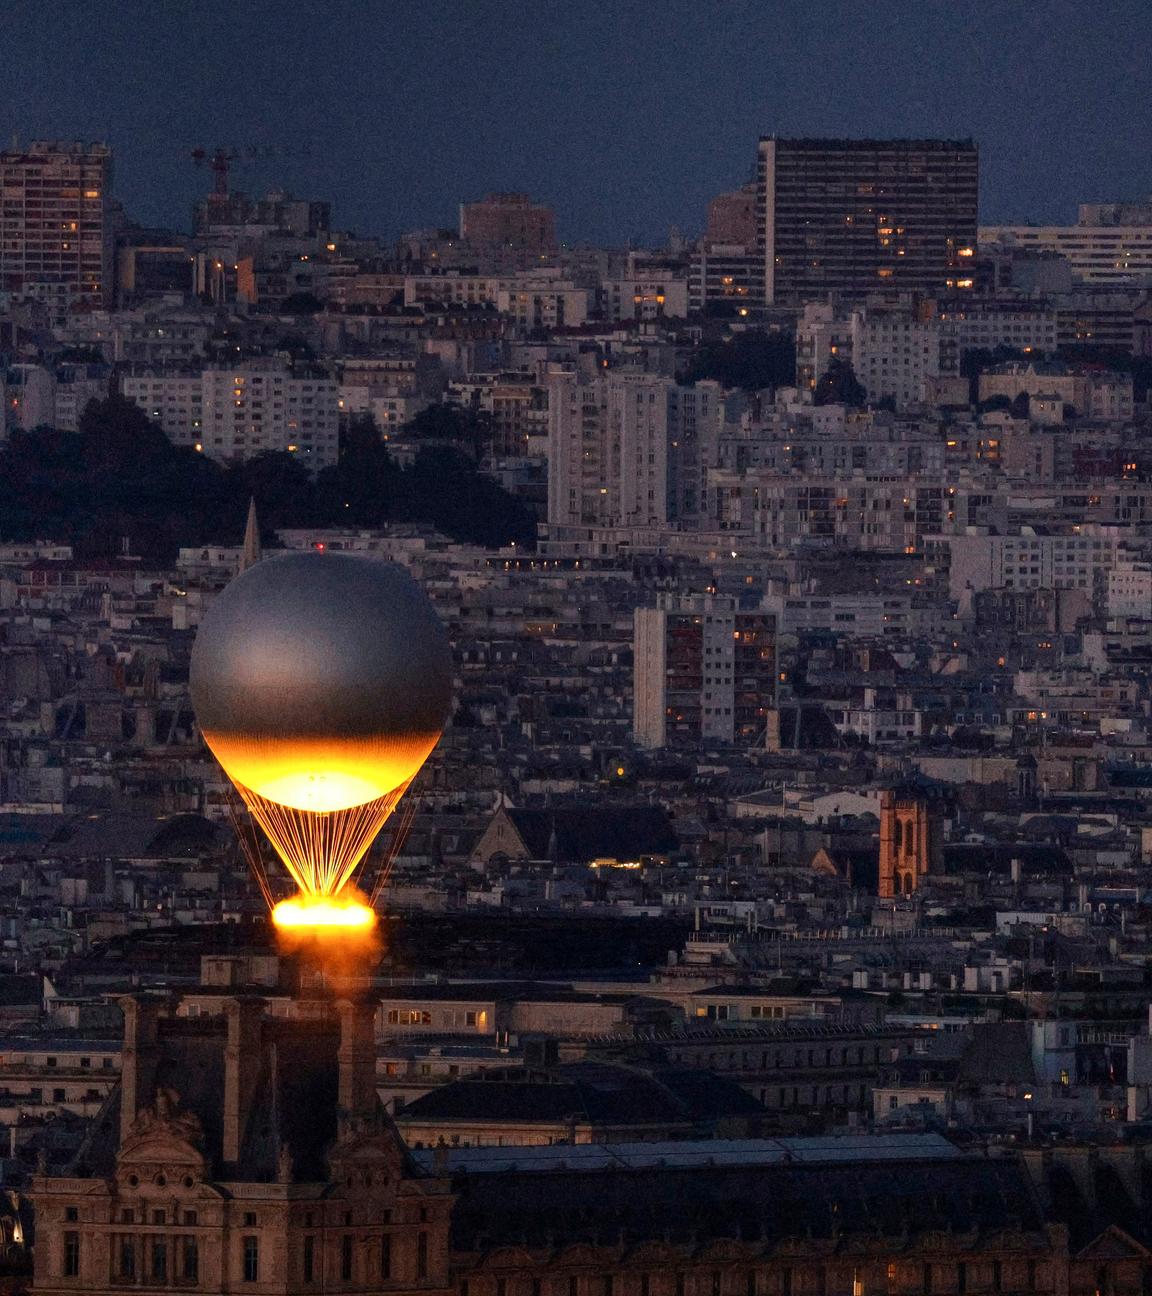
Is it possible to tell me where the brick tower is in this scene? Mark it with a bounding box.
[878,784,943,898]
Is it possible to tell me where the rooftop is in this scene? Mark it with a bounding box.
[410,1131,962,1175]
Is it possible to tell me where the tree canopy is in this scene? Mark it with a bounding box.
[0,397,536,563]
[680,329,796,391]
[813,358,866,407]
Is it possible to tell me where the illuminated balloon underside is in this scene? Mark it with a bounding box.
[237,776,410,900]
[189,551,453,933]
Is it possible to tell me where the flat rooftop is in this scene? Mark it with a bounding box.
[410,1132,962,1176]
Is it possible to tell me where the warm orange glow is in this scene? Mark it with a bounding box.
[272,895,377,931]
[201,730,441,811]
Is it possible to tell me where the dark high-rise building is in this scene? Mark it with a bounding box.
[757,137,979,304]
[0,140,113,310]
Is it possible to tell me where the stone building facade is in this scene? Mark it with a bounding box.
[28,991,1152,1296]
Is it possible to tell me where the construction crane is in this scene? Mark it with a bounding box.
[190,147,239,201]
[191,145,312,202]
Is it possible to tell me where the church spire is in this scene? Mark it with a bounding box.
[238,497,262,574]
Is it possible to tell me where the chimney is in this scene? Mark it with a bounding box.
[222,998,265,1168]
[337,998,378,1123]
[119,995,170,1144]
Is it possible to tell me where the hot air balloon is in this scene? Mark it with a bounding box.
[189,551,452,931]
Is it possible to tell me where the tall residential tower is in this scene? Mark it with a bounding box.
[0,140,113,310]
[757,137,978,304]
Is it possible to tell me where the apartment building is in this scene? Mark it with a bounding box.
[0,140,113,310]
[633,593,776,748]
[546,372,723,529]
[758,137,978,303]
[121,361,339,467]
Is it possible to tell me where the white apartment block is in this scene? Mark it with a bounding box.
[600,277,689,322]
[122,364,339,468]
[981,225,1152,284]
[404,273,590,328]
[795,303,852,390]
[495,284,589,330]
[201,366,338,467]
[3,362,106,434]
[121,370,203,445]
[764,590,936,637]
[337,385,431,433]
[849,310,939,410]
[935,303,1058,372]
[708,471,950,551]
[546,372,722,529]
[634,594,776,748]
[1107,562,1152,620]
[944,530,1122,600]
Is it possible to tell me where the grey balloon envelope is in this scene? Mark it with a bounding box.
[190,551,452,809]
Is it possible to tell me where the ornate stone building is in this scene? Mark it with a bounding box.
[27,990,1152,1296]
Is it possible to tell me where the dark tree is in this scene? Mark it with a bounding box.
[407,403,493,462]
[681,329,796,390]
[1010,391,1031,419]
[814,359,866,407]
[278,291,325,314]
[959,344,1031,403]
[0,397,537,560]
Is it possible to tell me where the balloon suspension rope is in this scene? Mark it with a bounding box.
[235,779,412,900]
[224,783,276,911]
[367,776,422,907]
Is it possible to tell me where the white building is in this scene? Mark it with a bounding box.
[120,368,203,445]
[1107,561,1152,619]
[981,224,1152,284]
[849,309,939,410]
[935,302,1058,372]
[794,303,852,391]
[944,529,1122,600]
[600,277,689,322]
[546,371,722,529]
[122,362,339,468]
[634,594,776,748]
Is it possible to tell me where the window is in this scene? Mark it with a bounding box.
[303,1235,315,1284]
[64,1207,78,1222]
[183,1210,198,1226]
[417,1231,428,1279]
[380,1233,391,1279]
[153,1209,166,1225]
[604,1277,615,1296]
[151,1237,168,1284]
[116,1236,136,1280]
[243,1236,259,1283]
[182,1237,199,1283]
[243,1211,257,1227]
[341,1235,353,1281]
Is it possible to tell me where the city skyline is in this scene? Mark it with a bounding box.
[4,0,1152,244]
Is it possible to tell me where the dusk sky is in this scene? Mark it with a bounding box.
[6,0,1152,244]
